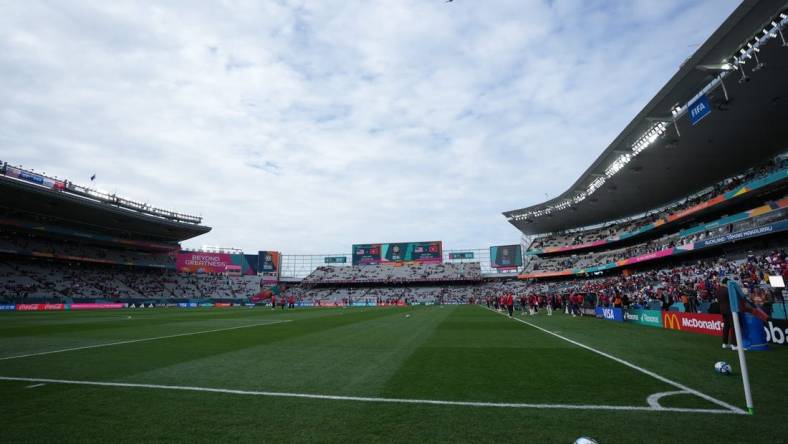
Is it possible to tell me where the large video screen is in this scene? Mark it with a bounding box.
[258,251,281,273]
[489,244,523,268]
[176,251,257,275]
[352,241,442,266]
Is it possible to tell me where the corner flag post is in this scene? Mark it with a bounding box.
[728,280,754,414]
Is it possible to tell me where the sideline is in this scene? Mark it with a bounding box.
[0,375,739,414]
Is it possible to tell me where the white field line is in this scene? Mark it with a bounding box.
[0,320,291,361]
[647,391,690,409]
[0,376,739,414]
[25,383,46,389]
[483,307,746,415]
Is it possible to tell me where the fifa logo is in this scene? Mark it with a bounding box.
[690,101,707,119]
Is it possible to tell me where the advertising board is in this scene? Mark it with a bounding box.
[594,307,624,322]
[176,252,257,275]
[763,319,788,346]
[352,241,442,266]
[624,308,662,327]
[662,312,722,336]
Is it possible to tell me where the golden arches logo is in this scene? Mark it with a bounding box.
[663,313,681,330]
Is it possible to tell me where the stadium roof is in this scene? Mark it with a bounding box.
[0,175,211,243]
[505,0,788,235]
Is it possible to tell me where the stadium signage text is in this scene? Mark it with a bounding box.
[763,320,788,346]
[689,94,711,126]
[662,312,722,336]
[624,308,662,327]
[595,307,623,322]
[695,220,788,249]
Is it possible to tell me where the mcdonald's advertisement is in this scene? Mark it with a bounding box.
[662,312,722,336]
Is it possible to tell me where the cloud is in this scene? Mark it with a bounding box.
[0,0,740,254]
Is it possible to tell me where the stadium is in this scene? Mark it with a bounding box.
[2,1,788,443]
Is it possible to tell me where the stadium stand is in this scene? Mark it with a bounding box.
[302,262,482,284]
[528,157,788,253]
[0,163,263,304]
[524,200,788,273]
[0,257,264,302]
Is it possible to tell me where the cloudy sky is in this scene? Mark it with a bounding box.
[1,0,740,254]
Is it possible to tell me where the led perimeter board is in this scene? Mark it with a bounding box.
[352,241,442,266]
[489,244,522,268]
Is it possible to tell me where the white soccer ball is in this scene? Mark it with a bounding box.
[574,437,598,444]
[405,314,411,318]
[714,361,732,375]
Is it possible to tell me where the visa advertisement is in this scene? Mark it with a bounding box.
[490,245,523,269]
[176,252,257,275]
[595,307,624,322]
[352,241,442,266]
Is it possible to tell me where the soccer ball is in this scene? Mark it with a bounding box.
[574,438,598,444]
[405,314,411,318]
[714,361,732,375]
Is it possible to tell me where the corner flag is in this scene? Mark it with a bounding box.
[727,279,754,414]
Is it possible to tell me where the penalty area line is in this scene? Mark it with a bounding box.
[0,376,738,415]
[0,320,291,362]
[482,306,746,415]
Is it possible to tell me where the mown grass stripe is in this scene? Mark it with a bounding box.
[0,320,291,361]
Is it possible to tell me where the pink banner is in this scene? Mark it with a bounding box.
[619,248,675,266]
[70,303,125,310]
[176,252,234,273]
[16,303,65,311]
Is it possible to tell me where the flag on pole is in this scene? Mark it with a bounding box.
[728,280,769,320]
[727,278,754,414]
[90,174,96,181]
[727,280,743,312]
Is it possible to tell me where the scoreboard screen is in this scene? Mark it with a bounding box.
[489,245,522,268]
[258,251,281,273]
[448,252,474,260]
[324,256,347,264]
[352,241,442,266]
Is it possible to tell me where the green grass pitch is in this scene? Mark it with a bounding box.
[0,305,786,443]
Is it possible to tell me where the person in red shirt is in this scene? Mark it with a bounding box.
[505,293,514,317]
[288,295,296,309]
